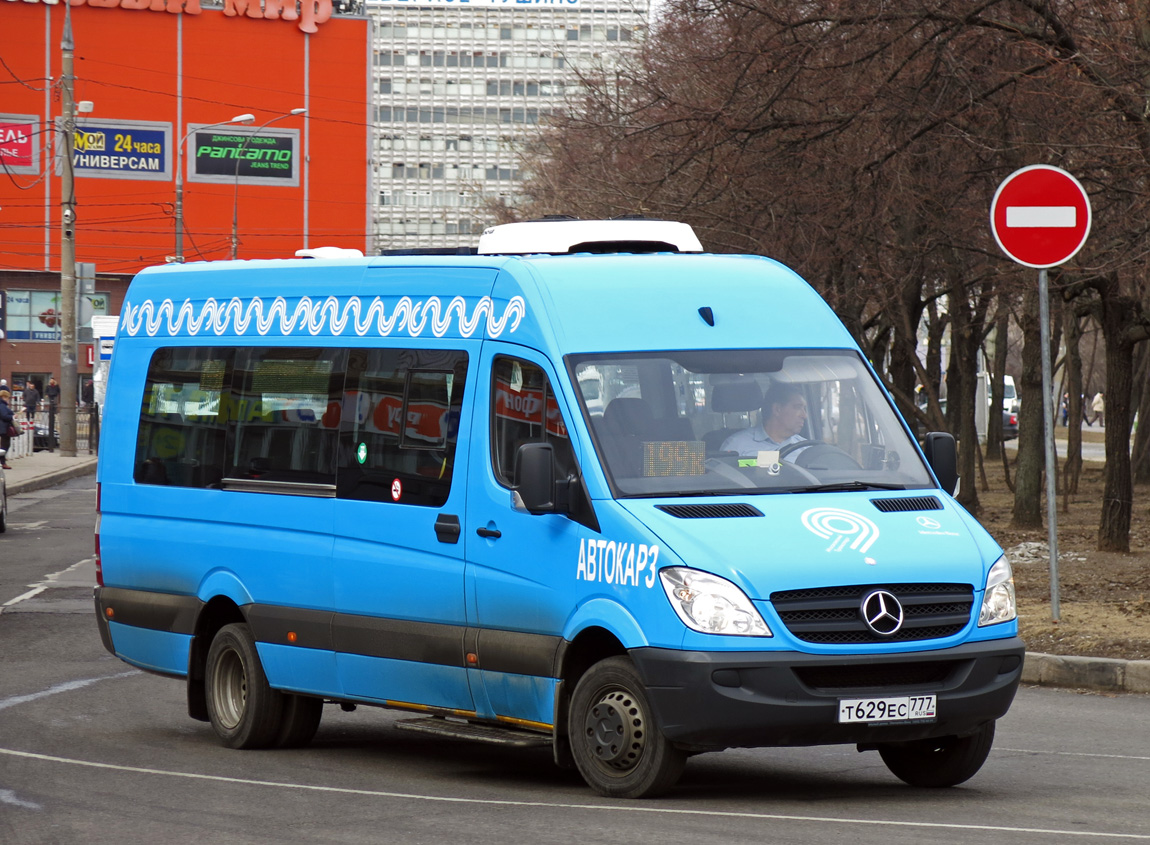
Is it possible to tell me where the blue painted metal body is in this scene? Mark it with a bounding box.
[96,251,1016,728]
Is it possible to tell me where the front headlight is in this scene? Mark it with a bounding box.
[978,556,1017,626]
[659,567,772,637]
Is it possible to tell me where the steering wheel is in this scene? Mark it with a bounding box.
[778,439,863,470]
[777,439,822,459]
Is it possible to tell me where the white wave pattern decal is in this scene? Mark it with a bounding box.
[801,507,880,554]
[120,295,526,339]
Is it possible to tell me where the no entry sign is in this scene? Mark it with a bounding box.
[990,165,1091,268]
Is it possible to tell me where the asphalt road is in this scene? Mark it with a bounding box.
[2,480,1149,844]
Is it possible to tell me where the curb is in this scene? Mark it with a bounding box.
[6,460,98,496]
[1023,651,1150,694]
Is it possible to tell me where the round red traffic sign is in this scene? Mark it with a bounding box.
[990,165,1091,268]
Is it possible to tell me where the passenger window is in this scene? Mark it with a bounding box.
[227,347,347,485]
[491,356,576,488]
[337,348,468,507]
[135,347,234,488]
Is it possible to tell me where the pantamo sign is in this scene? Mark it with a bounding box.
[189,128,300,187]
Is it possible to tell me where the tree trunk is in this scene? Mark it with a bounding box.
[1131,344,1150,483]
[925,301,947,402]
[950,282,982,514]
[1096,278,1140,552]
[1063,307,1085,496]
[985,306,1010,461]
[889,287,926,431]
[1013,286,1044,528]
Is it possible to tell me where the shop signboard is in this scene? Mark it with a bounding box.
[56,118,172,181]
[0,114,39,175]
[189,127,300,187]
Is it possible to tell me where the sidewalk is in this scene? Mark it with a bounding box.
[2,448,98,496]
[3,446,1145,695]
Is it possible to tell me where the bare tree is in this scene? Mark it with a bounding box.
[513,0,1150,546]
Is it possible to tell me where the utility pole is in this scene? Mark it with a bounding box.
[59,2,78,456]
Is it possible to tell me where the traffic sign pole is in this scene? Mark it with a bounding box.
[991,165,1091,623]
[1038,268,1060,621]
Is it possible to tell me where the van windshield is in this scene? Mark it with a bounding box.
[570,349,935,498]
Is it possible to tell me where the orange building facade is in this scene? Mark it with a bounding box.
[0,0,370,391]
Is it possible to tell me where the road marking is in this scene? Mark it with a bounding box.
[0,748,1148,840]
[1006,206,1077,227]
[1,558,94,613]
[2,585,48,608]
[0,672,139,712]
[0,788,41,811]
[7,521,48,530]
[1002,747,1150,762]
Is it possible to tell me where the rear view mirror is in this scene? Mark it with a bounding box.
[922,432,959,495]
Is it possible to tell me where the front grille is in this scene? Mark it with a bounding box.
[656,503,763,518]
[794,660,957,691]
[771,583,973,644]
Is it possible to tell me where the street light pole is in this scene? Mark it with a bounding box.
[59,1,77,456]
[173,113,254,263]
[231,108,306,260]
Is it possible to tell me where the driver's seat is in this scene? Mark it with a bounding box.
[705,381,763,453]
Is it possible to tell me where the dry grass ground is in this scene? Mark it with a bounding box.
[976,431,1150,660]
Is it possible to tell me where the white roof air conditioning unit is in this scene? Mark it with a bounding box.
[477,218,703,255]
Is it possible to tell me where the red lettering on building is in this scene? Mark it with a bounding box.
[58,0,330,32]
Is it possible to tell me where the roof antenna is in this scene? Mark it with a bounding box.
[698,306,715,326]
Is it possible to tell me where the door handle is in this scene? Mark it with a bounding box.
[476,526,502,539]
[435,514,461,544]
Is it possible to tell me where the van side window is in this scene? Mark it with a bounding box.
[135,347,234,488]
[227,347,347,485]
[337,348,468,507]
[490,356,576,488]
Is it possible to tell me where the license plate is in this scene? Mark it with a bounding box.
[838,695,936,724]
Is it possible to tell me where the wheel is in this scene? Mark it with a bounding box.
[0,487,7,533]
[204,623,284,749]
[275,694,323,748]
[568,656,686,798]
[878,721,996,787]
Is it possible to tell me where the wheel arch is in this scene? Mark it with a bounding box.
[554,600,652,739]
[186,595,247,722]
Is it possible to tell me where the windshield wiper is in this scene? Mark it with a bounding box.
[797,481,907,493]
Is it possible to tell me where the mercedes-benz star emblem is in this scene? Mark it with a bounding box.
[860,589,904,636]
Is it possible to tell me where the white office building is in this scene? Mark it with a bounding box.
[367,0,651,251]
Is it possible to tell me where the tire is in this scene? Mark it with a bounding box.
[0,488,7,533]
[204,623,284,749]
[568,656,686,799]
[878,721,996,787]
[275,694,323,748]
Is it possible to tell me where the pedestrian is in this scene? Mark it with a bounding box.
[22,381,40,422]
[1092,392,1105,427]
[0,389,15,469]
[1060,393,1069,426]
[45,377,60,411]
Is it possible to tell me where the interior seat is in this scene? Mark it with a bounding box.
[705,381,763,453]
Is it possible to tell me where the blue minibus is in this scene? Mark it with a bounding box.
[95,219,1023,798]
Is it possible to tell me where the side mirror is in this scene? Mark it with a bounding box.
[513,442,557,514]
[923,431,959,495]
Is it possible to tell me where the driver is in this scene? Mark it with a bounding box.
[721,384,808,458]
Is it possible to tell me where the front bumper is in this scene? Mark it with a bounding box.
[630,637,1025,750]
